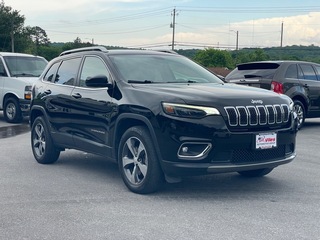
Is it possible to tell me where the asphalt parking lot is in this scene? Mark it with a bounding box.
[0,112,28,126]
[0,112,29,138]
[1,112,320,240]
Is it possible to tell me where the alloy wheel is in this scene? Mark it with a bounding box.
[33,122,46,158]
[122,137,148,185]
[294,104,304,128]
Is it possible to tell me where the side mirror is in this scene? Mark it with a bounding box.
[85,75,112,88]
[218,75,226,82]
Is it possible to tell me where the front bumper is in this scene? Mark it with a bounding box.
[155,114,297,178]
[19,98,30,116]
[161,152,296,177]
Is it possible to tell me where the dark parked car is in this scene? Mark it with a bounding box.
[30,47,298,194]
[225,60,320,129]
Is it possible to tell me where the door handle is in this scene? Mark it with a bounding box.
[44,89,51,94]
[72,93,82,99]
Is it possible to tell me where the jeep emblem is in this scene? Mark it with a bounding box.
[251,99,263,104]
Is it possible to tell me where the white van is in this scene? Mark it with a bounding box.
[0,52,47,123]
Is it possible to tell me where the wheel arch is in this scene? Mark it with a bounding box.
[3,92,19,106]
[112,113,161,162]
[29,105,48,127]
[291,95,308,112]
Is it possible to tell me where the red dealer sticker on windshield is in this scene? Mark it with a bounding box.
[256,133,277,149]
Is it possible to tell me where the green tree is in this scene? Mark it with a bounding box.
[230,48,270,65]
[37,45,61,61]
[0,0,25,52]
[232,51,251,66]
[10,31,33,53]
[193,48,234,69]
[22,26,50,54]
[62,37,93,52]
[248,49,269,61]
[176,49,199,59]
[26,26,50,46]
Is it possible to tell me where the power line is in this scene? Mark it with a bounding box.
[178,6,320,13]
[46,24,167,35]
[29,7,172,28]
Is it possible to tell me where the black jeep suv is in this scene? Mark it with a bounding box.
[225,60,320,129]
[30,47,298,194]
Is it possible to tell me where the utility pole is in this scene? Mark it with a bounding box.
[235,31,239,50]
[11,32,14,52]
[170,8,177,50]
[280,22,283,47]
[10,19,15,52]
[230,30,239,50]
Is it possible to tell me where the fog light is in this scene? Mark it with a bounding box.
[182,147,189,153]
[178,142,212,160]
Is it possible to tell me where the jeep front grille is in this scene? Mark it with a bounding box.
[224,104,290,127]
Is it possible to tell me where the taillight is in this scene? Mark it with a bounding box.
[271,81,283,94]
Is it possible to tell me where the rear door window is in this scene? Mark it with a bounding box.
[54,58,81,85]
[285,64,298,79]
[313,65,320,80]
[299,64,317,81]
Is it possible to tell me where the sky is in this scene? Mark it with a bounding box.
[4,0,320,50]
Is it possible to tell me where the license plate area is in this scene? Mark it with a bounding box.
[255,132,277,149]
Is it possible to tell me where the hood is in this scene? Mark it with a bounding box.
[131,82,291,108]
[8,76,38,85]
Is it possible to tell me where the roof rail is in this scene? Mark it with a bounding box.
[59,46,108,56]
[155,49,178,55]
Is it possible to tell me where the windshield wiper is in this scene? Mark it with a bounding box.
[166,80,198,83]
[128,80,154,84]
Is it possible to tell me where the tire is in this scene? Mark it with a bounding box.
[293,100,305,130]
[31,116,60,164]
[238,168,273,177]
[118,126,164,194]
[4,97,23,123]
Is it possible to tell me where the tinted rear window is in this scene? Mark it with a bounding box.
[226,62,280,80]
[238,62,279,70]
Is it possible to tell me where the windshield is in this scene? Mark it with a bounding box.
[4,56,48,77]
[109,54,224,84]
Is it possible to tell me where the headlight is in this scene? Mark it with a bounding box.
[24,85,32,100]
[289,100,294,111]
[162,102,220,118]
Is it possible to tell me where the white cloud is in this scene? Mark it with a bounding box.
[109,12,320,50]
[186,12,320,49]
[5,0,163,15]
[4,0,320,49]
[6,0,92,14]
